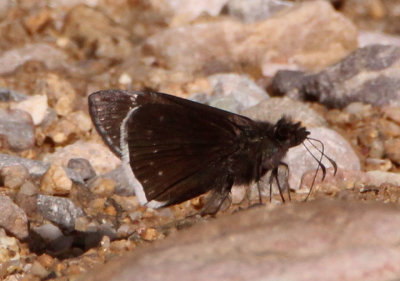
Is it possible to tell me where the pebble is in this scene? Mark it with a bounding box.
[40,164,72,196]
[13,95,48,125]
[208,73,269,112]
[0,195,28,239]
[0,109,35,151]
[0,164,29,189]
[67,158,96,181]
[36,195,84,231]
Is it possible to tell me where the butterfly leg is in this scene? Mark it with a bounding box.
[200,174,234,216]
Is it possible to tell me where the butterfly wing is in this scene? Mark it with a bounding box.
[88,89,138,156]
[89,90,256,207]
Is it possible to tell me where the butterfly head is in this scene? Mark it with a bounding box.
[273,117,309,149]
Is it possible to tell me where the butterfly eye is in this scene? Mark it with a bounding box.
[275,125,290,142]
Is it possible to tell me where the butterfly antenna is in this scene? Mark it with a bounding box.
[306,137,338,176]
[302,141,325,201]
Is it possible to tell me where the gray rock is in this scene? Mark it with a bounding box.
[0,88,27,102]
[0,195,28,239]
[67,158,96,181]
[31,223,63,242]
[0,109,35,151]
[226,0,293,23]
[64,167,85,185]
[270,45,400,108]
[208,73,269,112]
[81,200,400,281]
[99,165,134,196]
[37,195,84,231]
[0,153,49,178]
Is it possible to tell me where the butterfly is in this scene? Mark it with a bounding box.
[88,89,336,214]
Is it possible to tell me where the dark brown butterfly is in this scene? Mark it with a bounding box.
[88,89,336,214]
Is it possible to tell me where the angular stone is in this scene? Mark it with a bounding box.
[0,108,34,151]
[0,195,28,240]
[0,164,29,189]
[37,195,84,231]
[40,164,72,196]
[13,95,48,125]
[67,158,96,181]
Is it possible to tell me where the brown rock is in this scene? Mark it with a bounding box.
[0,195,28,240]
[82,200,400,281]
[40,164,72,195]
[0,164,29,189]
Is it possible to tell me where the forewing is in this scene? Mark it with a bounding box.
[124,101,244,204]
